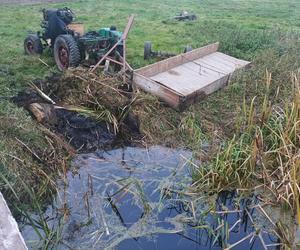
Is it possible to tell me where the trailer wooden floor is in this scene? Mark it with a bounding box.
[133,43,250,109]
[150,52,249,96]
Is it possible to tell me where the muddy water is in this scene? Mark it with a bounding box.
[21,146,280,249]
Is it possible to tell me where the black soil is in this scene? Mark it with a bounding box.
[12,74,140,153]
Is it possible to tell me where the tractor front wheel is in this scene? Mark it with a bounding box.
[54,35,81,71]
[24,34,43,55]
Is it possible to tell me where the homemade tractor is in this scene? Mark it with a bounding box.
[174,11,197,21]
[24,8,124,71]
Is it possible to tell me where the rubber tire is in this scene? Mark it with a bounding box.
[116,45,124,57]
[24,34,43,55]
[184,45,193,53]
[144,41,152,60]
[54,34,81,71]
[190,15,197,20]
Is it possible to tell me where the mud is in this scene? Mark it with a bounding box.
[12,73,140,152]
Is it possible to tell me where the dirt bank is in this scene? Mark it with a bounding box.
[12,70,140,153]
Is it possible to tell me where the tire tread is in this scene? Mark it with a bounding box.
[54,34,81,70]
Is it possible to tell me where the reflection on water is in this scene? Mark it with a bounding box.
[20,146,280,249]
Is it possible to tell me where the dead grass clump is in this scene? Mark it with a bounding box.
[132,93,180,146]
[131,92,210,150]
[0,101,71,215]
[31,68,133,134]
[46,68,130,112]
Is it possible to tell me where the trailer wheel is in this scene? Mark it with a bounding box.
[184,45,193,53]
[54,35,81,71]
[189,15,197,20]
[24,34,43,55]
[144,41,152,60]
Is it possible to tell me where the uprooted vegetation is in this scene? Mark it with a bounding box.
[12,70,140,152]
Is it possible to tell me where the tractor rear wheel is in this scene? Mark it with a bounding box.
[24,34,43,55]
[54,35,81,71]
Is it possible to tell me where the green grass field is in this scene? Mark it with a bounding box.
[0,0,299,87]
[0,0,298,96]
[0,0,300,247]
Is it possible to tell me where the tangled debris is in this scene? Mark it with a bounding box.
[12,68,139,153]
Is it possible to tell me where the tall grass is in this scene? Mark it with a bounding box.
[193,73,300,215]
[0,171,65,248]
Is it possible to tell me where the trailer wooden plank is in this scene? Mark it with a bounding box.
[135,42,219,77]
[0,192,28,250]
[182,74,230,108]
[150,61,226,96]
[194,52,249,74]
[133,73,182,108]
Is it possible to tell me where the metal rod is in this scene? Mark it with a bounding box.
[123,39,126,83]
[90,40,121,73]
[90,15,134,73]
[106,56,123,66]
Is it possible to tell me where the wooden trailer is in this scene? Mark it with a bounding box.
[133,42,250,110]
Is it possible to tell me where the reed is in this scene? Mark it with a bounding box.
[193,73,300,223]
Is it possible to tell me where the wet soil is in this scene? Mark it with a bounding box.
[12,73,140,153]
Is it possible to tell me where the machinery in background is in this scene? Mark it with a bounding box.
[24,7,123,71]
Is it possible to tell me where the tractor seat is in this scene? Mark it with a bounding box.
[68,23,85,36]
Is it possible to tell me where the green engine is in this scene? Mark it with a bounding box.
[78,27,123,64]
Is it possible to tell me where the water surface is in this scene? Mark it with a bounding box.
[21,146,280,249]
